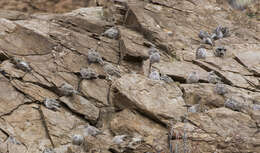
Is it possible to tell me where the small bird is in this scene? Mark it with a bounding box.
[102,27,119,39]
[80,68,98,80]
[72,134,84,146]
[196,46,207,59]
[148,51,160,74]
[203,37,214,46]
[58,83,77,96]
[186,72,199,84]
[207,71,221,84]
[252,104,260,111]
[188,104,199,113]
[160,74,174,83]
[103,62,121,79]
[198,30,210,40]
[84,125,103,137]
[214,46,227,57]
[215,83,228,95]
[7,136,21,145]
[12,57,32,72]
[149,69,160,80]
[224,98,242,112]
[43,148,55,153]
[112,135,128,145]
[87,49,104,65]
[43,98,60,111]
[148,47,159,56]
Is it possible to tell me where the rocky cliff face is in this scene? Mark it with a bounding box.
[0,0,259,153]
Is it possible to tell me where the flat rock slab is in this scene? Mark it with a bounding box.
[59,95,100,123]
[111,74,186,124]
[81,79,109,106]
[0,74,28,116]
[235,50,260,76]
[154,61,209,82]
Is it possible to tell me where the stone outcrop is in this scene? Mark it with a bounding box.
[0,0,259,153]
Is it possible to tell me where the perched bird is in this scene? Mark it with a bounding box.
[148,51,160,74]
[58,83,77,96]
[203,37,214,46]
[252,104,260,111]
[160,74,174,83]
[43,148,55,153]
[212,26,229,40]
[186,72,199,84]
[224,98,242,112]
[198,30,210,40]
[149,52,160,64]
[103,62,121,78]
[112,135,128,145]
[214,46,227,57]
[188,104,200,113]
[196,46,207,59]
[102,27,119,39]
[148,47,159,56]
[43,98,60,111]
[215,83,228,95]
[87,49,103,64]
[12,57,32,72]
[7,136,21,145]
[84,125,103,137]
[207,71,221,84]
[80,68,98,80]
[72,134,84,146]
[228,0,255,10]
[149,69,160,80]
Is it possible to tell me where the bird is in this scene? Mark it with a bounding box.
[84,125,103,137]
[149,69,160,80]
[215,83,228,95]
[228,0,254,10]
[212,26,224,40]
[148,51,160,74]
[72,134,84,146]
[103,62,121,79]
[80,68,98,80]
[160,74,174,83]
[203,37,214,46]
[12,57,32,72]
[43,148,55,153]
[196,46,207,59]
[43,98,60,111]
[148,47,159,56]
[58,83,77,96]
[186,72,199,84]
[207,71,221,84]
[102,27,119,39]
[87,49,104,65]
[224,98,242,112]
[252,104,260,111]
[198,30,210,40]
[214,46,227,57]
[188,104,199,113]
[112,135,128,145]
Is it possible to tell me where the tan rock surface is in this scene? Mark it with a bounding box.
[0,0,259,152]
